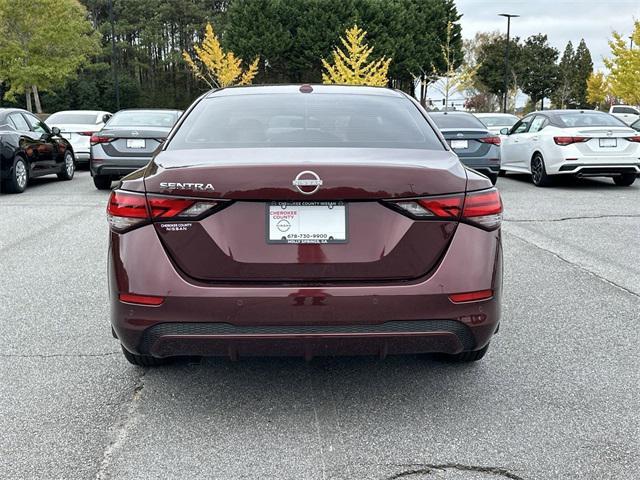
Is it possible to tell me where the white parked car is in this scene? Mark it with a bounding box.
[609,105,640,125]
[46,110,112,164]
[500,110,640,187]
[474,113,519,135]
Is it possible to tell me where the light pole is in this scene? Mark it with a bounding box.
[499,13,519,113]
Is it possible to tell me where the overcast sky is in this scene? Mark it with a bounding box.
[456,0,640,71]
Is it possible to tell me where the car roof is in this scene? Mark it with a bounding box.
[206,84,403,98]
[474,112,518,117]
[49,110,109,115]
[428,111,475,116]
[114,108,182,113]
[527,109,606,116]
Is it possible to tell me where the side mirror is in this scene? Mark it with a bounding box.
[102,113,112,124]
[51,126,61,136]
[500,127,509,135]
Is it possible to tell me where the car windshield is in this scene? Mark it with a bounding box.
[554,112,627,128]
[429,113,486,129]
[168,94,444,150]
[47,113,99,124]
[108,111,180,128]
[478,115,518,127]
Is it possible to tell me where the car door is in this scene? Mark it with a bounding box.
[22,113,58,172]
[7,112,48,175]
[501,115,533,170]
[523,115,548,166]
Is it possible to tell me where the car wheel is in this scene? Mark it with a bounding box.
[57,151,75,181]
[531,154,553,187]
[93,175,112,190]
[498,169,506,177]
[436,343,490,363]
[613,174,636,186]
[487,173,498,185]
[121,345,168,367]
[3,156,28,193]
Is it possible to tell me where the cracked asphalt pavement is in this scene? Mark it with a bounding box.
[1,171,638,479]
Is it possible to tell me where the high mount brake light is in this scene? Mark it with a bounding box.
[388,188,502,230]
[106,190,219,232]
[554,136,589,146]
[478,136,501,145]
[90,135,113,144]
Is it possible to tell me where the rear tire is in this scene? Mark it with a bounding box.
[436,343,490,363]
[93,175,112,190]
[57,151,75,181]
[613,174,636,186]
[498,169,506,177]
[3,156,28,193]
[121,345,168,367]
[531,154,553,187]
[487,172,498,185]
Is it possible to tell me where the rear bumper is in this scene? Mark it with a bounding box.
[75,152,90,162]
[555,163,640,177]
[109,222,502,359]
[90,158,149,178]
[458,158,501,176]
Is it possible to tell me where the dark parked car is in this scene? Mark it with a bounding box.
[428,111,502,185]
[0,108,75,194]
[107,85,503,366]
[90,108,182,190]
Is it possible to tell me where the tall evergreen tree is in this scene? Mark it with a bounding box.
[552,41,574,108]
[572,39,593,108]
[519,34,559,110]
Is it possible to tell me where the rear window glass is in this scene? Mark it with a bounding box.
[553,112,626,128]
[46,113,98,124]
[429,113,486,129]
[167,94,444,150]
[108,111,180,128]
[477,115,518,127]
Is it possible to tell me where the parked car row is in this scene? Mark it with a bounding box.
[0,107,182,193]
[428,108,639,187]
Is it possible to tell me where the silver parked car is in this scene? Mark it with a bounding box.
[474,113,519,136]
[45,110,112,165]
[89,109,182,190]
[428,111,502,184]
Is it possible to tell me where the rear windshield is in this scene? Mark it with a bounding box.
[108,111,180,128]
[553,112,626,128]
[429,113,486,129]
[47,113,98,124]
[167,94,444,150]
[477,115,518,127]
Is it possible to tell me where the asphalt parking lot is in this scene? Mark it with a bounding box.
[1,171,638,480]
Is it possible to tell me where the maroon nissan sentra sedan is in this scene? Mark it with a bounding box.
[107,85,503,366]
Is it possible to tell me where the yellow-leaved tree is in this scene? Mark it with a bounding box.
[183,23,259,89]
[322,25,391,86]
[603,21,640,105]
[586,72,609,108]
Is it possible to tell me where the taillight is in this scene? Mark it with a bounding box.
[478,136,501,145]
[392,194,463,219]
[106,190,220,232]
[79,131,94,136]
[554,136,589,146]
[386,188,502,231]
[462,188,503,230]
[90,135,112,144]
[626,136,640,143]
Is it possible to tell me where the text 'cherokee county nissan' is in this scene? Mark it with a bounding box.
[107,85,503,366]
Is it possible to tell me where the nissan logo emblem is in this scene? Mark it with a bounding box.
[292,170,323,195]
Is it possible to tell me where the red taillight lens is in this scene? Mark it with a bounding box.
[107,191,149,232]
[626,136,640,143]
[449,289,493,303]
[79,131,94,136]
[462,188,502,230]
[392,194,463,218]
[554,136,588,146]
[146,195,218,219]
[107,191,220,232]
[478,136,501,145]
[90,135,112,144]
[119,293,165,306]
